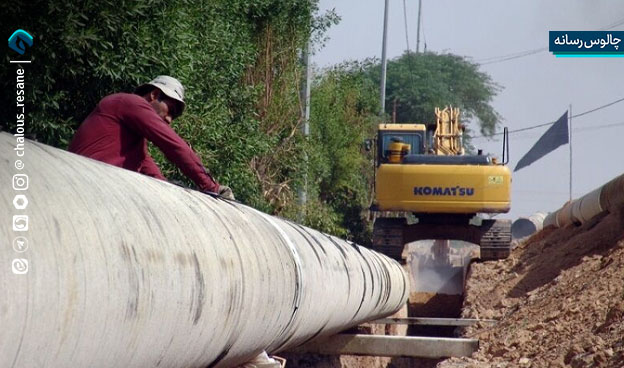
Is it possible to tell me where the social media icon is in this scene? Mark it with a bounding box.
[13,236,28,252]
[12,258,29,274]
[12,174,29,190]
[13,194,28,210]
[13,215,28,232]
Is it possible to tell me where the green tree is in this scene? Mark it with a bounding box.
[368,51,502,135]
[282,61,379,244]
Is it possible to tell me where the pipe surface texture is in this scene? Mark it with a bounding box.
[0,133,408,368]
[544,173,624,228]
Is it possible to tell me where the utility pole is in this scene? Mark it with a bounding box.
[380,0,389,116]
[568,104,572,200]
[302,42,311,138]
[402,0,410,52]
[392,98,397,123]
[298,40,311,221]
[416,0,422,53]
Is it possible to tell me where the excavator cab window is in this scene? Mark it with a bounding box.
[378,131,424,164]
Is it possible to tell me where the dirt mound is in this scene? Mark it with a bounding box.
[440,210,624,367]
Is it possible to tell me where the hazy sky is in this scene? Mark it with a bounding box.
[315,0,624,219]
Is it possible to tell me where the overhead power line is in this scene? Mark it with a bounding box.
[602,16,624,30]
[499,121,624,142]
[570,96,624,118]
[478,47,547,65]
[575,121,624,132]
[468,96,624,139]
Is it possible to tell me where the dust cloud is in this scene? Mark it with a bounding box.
[407,240,478,295]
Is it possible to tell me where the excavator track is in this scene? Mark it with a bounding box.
[372,217,407,262]
[371,216,512,262]
[478,219,512,261]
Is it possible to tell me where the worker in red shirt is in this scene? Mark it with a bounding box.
[69,75,234,199]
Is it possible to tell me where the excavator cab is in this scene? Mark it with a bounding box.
[379,128,425,164]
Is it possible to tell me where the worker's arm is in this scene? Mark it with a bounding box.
[120,95,220,193]
[138,153,167,180]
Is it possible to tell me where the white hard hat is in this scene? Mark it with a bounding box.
[136,75,185,114]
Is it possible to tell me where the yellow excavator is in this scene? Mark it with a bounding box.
[370,106,512,262]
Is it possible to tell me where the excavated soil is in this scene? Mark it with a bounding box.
[409,292,463,318]
[440,209,624,368]
[408,292,463,338]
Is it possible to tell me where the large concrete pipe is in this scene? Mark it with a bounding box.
[0,132,408,368]
[544,173,624,228]
[511,212,547,239]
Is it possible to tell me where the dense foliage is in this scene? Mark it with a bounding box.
[1,2,501,242]
[0,0,323,213]
[287,61,380,244]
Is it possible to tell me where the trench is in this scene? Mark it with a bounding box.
[405,240,474,338]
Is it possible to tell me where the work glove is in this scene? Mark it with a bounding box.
[218,185,235,200]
